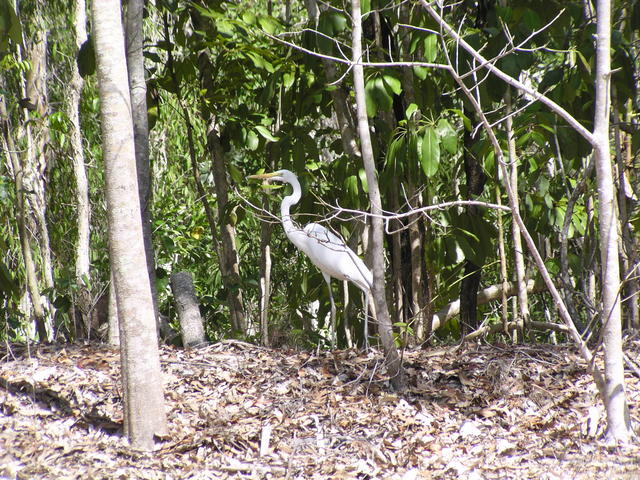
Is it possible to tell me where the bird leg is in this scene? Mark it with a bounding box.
[323,273,337,349]
[364,292,377,351]
[342,280,354,348]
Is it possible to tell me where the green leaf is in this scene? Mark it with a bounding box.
[255,125,279,142]
[373,76,392,112]
[246,129,259,150]
[258,15,280,35]
[358,168,368,193]
[283,71,295,89]
[365,77,378,117]
[0,260,18,298]
[229,164,243,184]
[382,74,402,95]
[345,175,358,205]
[421,127,440,177]
[242,11,257,25]
[450,108,472,131]
[385,134,405,171]
[424,34,438,62]
[436,118,458,154]
[0,0,21,56]
[413,65,428,80]
[405,103,419,120]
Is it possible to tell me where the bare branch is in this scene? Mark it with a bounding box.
[419,0,596,146]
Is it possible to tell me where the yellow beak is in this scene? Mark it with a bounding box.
[247,171,278,180]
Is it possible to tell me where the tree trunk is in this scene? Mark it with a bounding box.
[107,271,120,346]
[69,0,92,339]
[351,0,404,390]
[19,5,54,339]
[459,108,486,335]
[207,129,247,334]
[171,271,206,348]
[0,93,48,342]
[432,279,544,330]
[23,11,55,300]
[259,197,273,347]
[593,0,631,444]
[92,0,168,449]
[612,87,640,329]
[505,88,529,340]
[125,0,161,327]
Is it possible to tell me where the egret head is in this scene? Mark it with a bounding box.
[247,169,297,185]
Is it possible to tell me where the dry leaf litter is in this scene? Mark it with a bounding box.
[1,340,639,479]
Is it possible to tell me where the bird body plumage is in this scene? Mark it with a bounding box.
[249,169,373,347]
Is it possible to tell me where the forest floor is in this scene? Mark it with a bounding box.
[0,339,639,480]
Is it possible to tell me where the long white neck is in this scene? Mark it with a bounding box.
[281,177,302,236]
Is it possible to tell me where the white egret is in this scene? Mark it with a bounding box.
[248,169,373,347]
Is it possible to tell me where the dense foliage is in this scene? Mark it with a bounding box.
[1,0,639,349]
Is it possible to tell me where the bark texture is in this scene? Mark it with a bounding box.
[505,88,529,339]
[207,129,247,334]
[351,0,404,390]
[125,0,161,326]
[459,108,486,335]
[92,0,168,449]
[171,271,206,348]
[0,92,47,341]
[593,0,631,443]
[69,0,92,338]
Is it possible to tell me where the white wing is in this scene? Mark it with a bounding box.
[292,222,372,292]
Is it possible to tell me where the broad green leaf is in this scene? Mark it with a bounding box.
[242,11,256,25]
[385,135,405,170]
[421,127,440,177]
[436,118,458,154]
[365,77,378,117]
[358,168,368,193]
[424,34,438,62]
[373,76,393,112]
[413,65,428,80]
[405,103,419,119]
[255,125,279,142]
[283,72,295,89]
[229,164,243,184]
[0,0,21,56]
[450,108,471,131]
[246,129,259,150]
[382,74,402,95]
[345,175,358,204]
[329,12,348,33]
[258,15,280,35]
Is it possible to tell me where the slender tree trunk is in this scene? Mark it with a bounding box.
[107,272,120,346]
[495,182,510,332]
[23,16,54,295]
[259,197,273,346]
[390,187,405,327]
[593,0,631,444]
[305,0,360,161]
[92,0,168,449]
[612,88,640,329]
[505,88,529,340]
[171,271,206,348]
[207,129,247,334]
[69,0,92,339]
[125,0,161,328]
[459,108,486,335]
[0,94,48,341]
[351,0,404,390]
